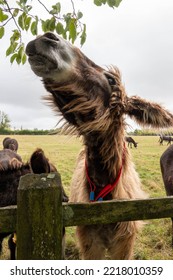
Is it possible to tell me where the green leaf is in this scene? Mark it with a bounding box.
[80,24,86,46]
[16,1,22,8]
[41,20,47,32]
[106,0,122,7]
[18,44,24,57]
[16,46,27,65]
[63,13,72,30]
[55,2,61,13]
[50,9,56,15]
[13,8,19,17]
[48,17,56,31]
[25,16,31,31]
[24,5,32,13]
[7,41,18,56]
[11,42,18,52]
[41,18,55,32]
[31,20,38,35]
[20,0,28,4]
[69,19,77,44]
[14,44,25,65]
[18,13,27,30]
[77,11,83,20]
[16,54,21,65]
[0,26,4,39]
[56,22,64,35]
[62,31,67,40]
[115,0,122,7]
[10,53,18,64]
[16,0,27,9]
[0,9,8,22]
[18,14,23,29]
[10,30,21,44]
[22,53,27,64]
[50,3,61,15]
[94,0,103,6]
[106,0,116,7]
[6,45,13,56]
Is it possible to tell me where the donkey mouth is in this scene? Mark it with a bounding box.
[29,53,57,69]
[26,33,76,79]
[26,42,58,76]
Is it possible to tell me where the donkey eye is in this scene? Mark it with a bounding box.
[108,77,116,86]
[105,74,116,86]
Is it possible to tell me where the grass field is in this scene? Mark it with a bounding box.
[0,134,173,260]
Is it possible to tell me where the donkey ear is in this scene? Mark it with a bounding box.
[125,96,173,128]
[30,148,50,173]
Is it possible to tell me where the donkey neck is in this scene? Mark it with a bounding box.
[84,126,125,199]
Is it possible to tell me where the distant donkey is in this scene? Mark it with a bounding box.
[3,137,19,152]
[0,148,68,259]
[26,32,173,260]
[159,135,173,145]
[125,136,138,148]
[160,144,173,246]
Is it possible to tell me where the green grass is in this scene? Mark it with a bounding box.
[0,134,173,259]
[130,136,173,260]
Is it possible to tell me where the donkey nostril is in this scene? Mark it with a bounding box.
[44,32,59,41]
[25,41,37,56]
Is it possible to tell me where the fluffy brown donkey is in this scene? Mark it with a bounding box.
[26,32,173,259]
[160,144,173,247]
[0,148,68,259]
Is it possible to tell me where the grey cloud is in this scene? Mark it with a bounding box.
[1,0,173,130]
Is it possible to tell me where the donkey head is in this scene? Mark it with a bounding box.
[26,32,173,134]
[3,137,19,152]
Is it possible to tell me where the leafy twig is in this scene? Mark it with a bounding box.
[3,0,22,43]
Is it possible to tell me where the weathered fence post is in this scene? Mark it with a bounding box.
[17,173,63,260]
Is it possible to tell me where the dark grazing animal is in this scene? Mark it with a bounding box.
[3,137,19,152]
[0,148,68,260]
[125,136,138,148]
[159,135,173,145]
[26,32,173,259]
[160,144,173,246]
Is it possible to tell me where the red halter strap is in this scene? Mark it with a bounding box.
[85,143,126,202]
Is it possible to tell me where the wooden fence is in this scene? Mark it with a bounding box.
[0,173,173,259]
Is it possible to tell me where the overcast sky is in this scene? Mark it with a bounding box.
[1,0,173,130]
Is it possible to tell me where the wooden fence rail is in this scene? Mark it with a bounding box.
[0,173,173,259]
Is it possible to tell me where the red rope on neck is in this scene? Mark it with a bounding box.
[85,161,96,193]
[85,143,126,202]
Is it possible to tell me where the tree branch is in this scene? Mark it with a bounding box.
[0,16,12,27]
[37,0,50,14]
[3,0,22,42]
